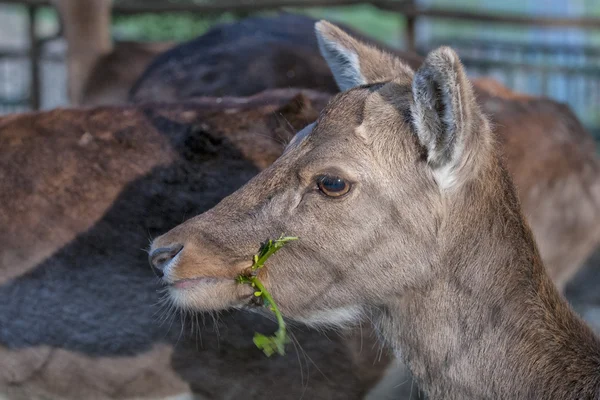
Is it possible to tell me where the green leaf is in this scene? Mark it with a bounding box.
[236,235,298,357]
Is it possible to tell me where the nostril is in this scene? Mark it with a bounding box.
[149,244,184,278]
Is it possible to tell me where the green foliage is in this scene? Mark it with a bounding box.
[109,5,404,46]
[296,4,404,48]
[236,235,298,357]
[112,12,234,41]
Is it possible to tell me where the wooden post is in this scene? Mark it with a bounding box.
[52,0,112,105]
[27,4,40,110]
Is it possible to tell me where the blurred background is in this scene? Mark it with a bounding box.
[1,0,600,137]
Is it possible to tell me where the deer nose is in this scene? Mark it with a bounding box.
[149,245,184,278]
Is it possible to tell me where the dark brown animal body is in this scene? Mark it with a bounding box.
[81,41,174,106]
[0,90,390,400]
[476,81,600,290]
[131,14,600,291]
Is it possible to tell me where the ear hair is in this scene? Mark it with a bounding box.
[411,47,475,170]
[315,21,366,90]
[315,20,414,91]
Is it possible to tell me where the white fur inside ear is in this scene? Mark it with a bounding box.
[432,163,458,190]
[429,126,467,191]
[316,33,366,91]
[411,47,472,191]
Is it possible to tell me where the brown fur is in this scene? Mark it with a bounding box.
[80,41,174,107]
[151,22,600,399]
[477,86,600,290]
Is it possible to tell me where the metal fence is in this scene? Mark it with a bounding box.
[0,50,33,114]
[1,0,600,135]
[421,38,600,134]
[0,47,65,113]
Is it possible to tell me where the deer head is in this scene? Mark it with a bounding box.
[149,21,496,326]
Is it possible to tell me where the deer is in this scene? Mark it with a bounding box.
[130,13,600,292]
[149,21,600,399]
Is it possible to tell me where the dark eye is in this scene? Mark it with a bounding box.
[316,175,351,197]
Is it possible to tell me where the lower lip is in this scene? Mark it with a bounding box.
[171,277,226,289]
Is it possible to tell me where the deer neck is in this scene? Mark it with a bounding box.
[375,167,600,400]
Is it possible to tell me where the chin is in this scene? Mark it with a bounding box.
[167,277,254,312]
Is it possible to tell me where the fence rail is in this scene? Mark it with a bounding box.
[1,0,600,29]
[423,38,600,134]
[1,0,600,120]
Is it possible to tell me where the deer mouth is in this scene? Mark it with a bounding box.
[170,276,231,289]
[166,274,255,312]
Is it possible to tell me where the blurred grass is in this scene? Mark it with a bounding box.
[298,5,404,47]
[111,5,405,47]
[112,12,235,41]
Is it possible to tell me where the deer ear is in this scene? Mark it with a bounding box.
[411,47,478,185]
[315,20,413,91]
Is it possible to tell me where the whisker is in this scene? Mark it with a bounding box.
[392,376,412,389]
[164,301,179,336]
[288,329,332,385]
[195,312,202,350]
[278,113,299,145]
[288,331,309,400]
[172,309,186,348]
[210,311,221,348]
[246,129,289,147]
[146,228,154,244]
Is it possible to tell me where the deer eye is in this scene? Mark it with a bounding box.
[316,175,351,197]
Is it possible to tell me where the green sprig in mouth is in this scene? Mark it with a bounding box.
[236,235,298,357]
